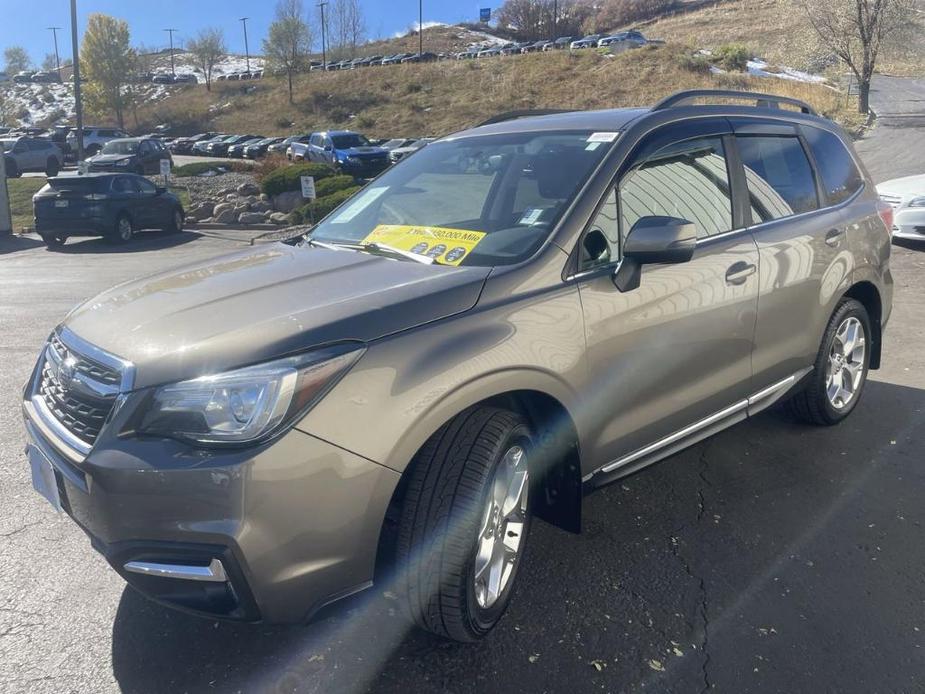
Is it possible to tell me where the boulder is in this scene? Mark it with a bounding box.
[259,193,270,202]
[213,207,237,224]
[216,187,236,197]
[269,212,290,225]
[251,200,272,213]
[272,190,304,213]
[212,202,234,218]
[225,193,238,202]
[188,201,215,221]
[238,211,268,225]
[237,182,260,197]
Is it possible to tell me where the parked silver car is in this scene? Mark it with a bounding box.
[22,90,892,643]
[1,136,63,176]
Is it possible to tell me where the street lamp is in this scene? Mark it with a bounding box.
[70,0,84,161]
[164,28,178,76]
[318,2,328,69]
[47,27,63,77]
[239,17,250,75]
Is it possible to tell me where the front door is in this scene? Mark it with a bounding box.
[575,121,760,473]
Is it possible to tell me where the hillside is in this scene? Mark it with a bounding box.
[133,44,863,140]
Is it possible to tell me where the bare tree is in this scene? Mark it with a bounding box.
[797,0,919,113]
[188,28,226,91]
[3,46,31,74]
[263,0,313,104]
[329,0,366,59]
[496,0,594,39]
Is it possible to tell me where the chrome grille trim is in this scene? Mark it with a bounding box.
[879,192,902,208]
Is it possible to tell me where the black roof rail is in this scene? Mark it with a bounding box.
[477,109,575,127]
[651,89,817,116]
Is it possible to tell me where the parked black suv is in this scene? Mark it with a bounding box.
[33,173,185,247]
[85,138,173,175]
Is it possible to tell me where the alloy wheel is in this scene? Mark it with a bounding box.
[118,217,133,242]
[473,444,529,609]
[826,316,866,410]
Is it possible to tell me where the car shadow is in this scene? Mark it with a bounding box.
[110,379,925,693]
[50,230,202,254]
[0,234,45,255]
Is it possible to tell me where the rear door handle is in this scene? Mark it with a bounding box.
[725,261,757,285]
[825,228,844,247]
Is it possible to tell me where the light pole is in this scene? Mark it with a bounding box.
[318,2,328,68]
[47,27,63,77]
[239,17,250,75]
[70,0,84,161]
[163,28,177,77]
[419,0,423,56]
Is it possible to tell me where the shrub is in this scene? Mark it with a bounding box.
[676,52,711,74]
[173,161,250,177]
[252,153,291,183]
[291,185,362,224]
[314,175,356,198]
[260,162,337,197]
[715,43,751,72]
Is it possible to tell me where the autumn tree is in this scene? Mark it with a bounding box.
[188,28,226,91]
[3,46,31,74]
[797,0,918,113]
[263,0,313,104]
[80,14,135,128]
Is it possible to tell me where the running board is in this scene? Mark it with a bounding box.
[583,369,811,487]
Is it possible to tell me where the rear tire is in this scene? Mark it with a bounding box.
[41,234,65,248]
[45,157,60,177]
[108,214,134,244]
[789,298,871,425]
[397,406,534,642]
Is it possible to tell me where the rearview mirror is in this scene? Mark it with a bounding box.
[613,216,697,292]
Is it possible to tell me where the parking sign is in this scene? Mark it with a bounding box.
[300,175,316,199]
[480,7,491,22]
[159,159,171,177]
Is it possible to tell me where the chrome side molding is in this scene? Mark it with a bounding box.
[123,558,228,582]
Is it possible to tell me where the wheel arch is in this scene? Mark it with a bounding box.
[373,388,583,585]
[842,280,882,369]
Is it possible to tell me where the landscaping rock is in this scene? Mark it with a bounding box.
[213,207,237,224]
[272,190,304,213]
[188,201,215,220]
[225,193,238,202]
[251,200,272,213]
[237,182,260,197]
[212,202,234,218]
[269,212,291,225]
[259,193,270,202]
[238,211,267,225]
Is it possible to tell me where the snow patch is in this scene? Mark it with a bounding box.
[746,59,825,84]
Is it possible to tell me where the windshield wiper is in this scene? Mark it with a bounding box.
[305,237,444,265]
[305,238,348,252]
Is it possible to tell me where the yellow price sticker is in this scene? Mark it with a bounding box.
[361,225,486,266]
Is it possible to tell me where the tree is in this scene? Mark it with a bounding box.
[42,53,60,71]
[80,14,136,129]
[188,28,226,91]
[263,0,313,104]
[496,0,593,39]
[4,46,31,74]
[797,0,919,113]
[329,0,366,59]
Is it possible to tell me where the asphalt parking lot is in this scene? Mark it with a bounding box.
[2,78,925,693]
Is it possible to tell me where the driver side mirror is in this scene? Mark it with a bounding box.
[613,216,697,292]
[155,186,166,195]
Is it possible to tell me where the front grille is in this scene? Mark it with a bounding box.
[37,333,123,447]
[879,193,902,207]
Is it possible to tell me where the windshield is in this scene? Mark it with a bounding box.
[0,140,14,152]
[332,134,370,149]
[101,140,139,155]
[309,130,615,267]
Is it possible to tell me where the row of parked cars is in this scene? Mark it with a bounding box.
[0,70,65,84]
[456,30,648,58]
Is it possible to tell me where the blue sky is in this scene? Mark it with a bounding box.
[3,0,502,65]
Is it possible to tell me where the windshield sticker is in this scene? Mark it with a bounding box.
[362,225,486,266]
[587,132,619,143]
[330,186,388,223]
[518,208,545,226]
[585,141,603,151]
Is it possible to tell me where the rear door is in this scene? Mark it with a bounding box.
[134,176,171,227]
[575,119,760,472]
[111,175,140,224]
[733,119,851,396]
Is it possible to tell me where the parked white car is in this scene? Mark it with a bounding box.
[570,34,603,49]
[877,174,925,241]
[66,127,131,157]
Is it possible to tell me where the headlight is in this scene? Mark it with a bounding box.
[136,344,364,446]
[907,196,925,208]
[115,159,130,167]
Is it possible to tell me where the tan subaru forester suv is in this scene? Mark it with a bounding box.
[23,90,893,642]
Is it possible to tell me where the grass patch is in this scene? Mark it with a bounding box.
[7,178,46,232]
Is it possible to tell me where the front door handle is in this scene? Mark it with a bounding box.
[825,228,845,247]
[725,261,757,285]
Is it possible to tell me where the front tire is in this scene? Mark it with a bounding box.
[397,406,534,642]
[165,207,184,233]
[790,298,871,425]
[108,214,134,244]
[41,234,65,248]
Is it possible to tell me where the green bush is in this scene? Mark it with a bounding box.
[290,186,362,224]
[260,162,337,197]
[715,43,751,72]
[676,52,711,74]
[314,175,357,198]
[173,161,249,178]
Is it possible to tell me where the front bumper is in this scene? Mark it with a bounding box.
[892,208,925,241]
[341,158,390,177]
[22,392,400,623]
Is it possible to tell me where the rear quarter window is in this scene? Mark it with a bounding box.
[737,135,819,222]
[803,126,864,205]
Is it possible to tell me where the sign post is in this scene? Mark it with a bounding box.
[301,175,317,225]
[0,154,11,235]
[160,158,171,189]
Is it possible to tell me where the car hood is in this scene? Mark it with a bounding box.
[63,243,491,388]
[877,175,925,198]
[338,146,387,157]
[89,154,134,164]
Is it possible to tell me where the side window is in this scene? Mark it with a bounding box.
[736,135,819,222]
[136,177,157,194]
[619,136,733,240]
[138,141,151,155]
[803,127,864,205]
[310,134,322,147]
[111,176,133,194]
